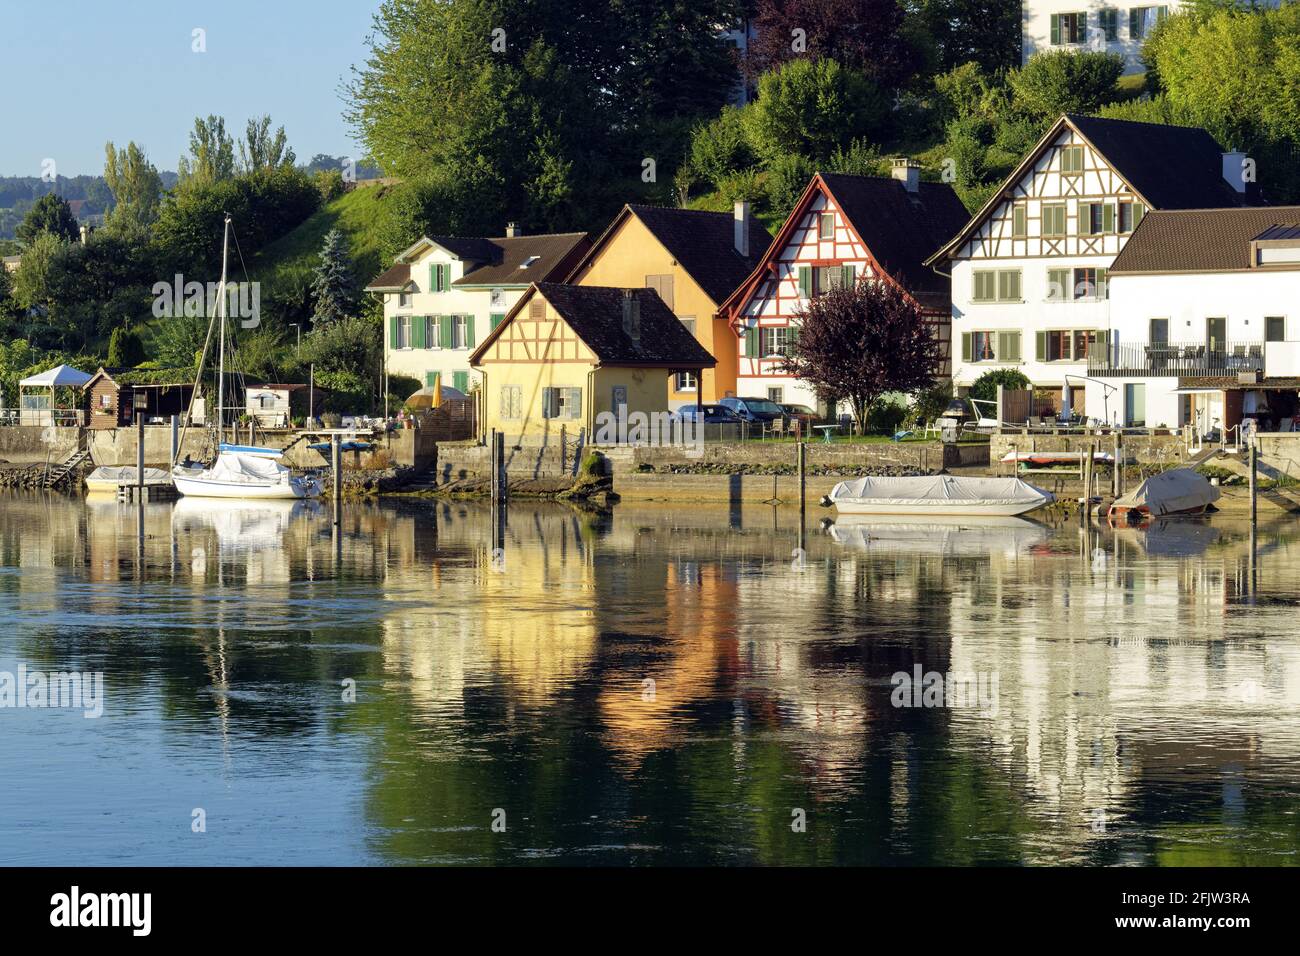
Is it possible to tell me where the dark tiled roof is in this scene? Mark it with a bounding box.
[364,262,411,291]
[453,233,590,286]
[1183,376,1300,390]
[428,235,498,261]
[820,173,971,311]
[1109,206,1300,273]
[625,205,773,304]
[533,283,715,367]
[1066,114,1263,210]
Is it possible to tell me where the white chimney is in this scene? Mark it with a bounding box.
[622,289,640,341]
[1222,151,1248,194]
[79,225,89,245]
[733,201,750,257]
[891,158,920,194]
[506,221,521,237]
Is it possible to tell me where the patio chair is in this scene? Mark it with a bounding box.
[767,417,787,440]
[920,419,941,440]
[1028,416,1042,428]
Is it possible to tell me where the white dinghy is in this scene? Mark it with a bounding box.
[824,475,1054,517]
[85,466,173,494]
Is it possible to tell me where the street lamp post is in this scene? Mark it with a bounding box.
[291,323,301,357]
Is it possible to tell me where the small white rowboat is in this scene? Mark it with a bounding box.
[825,475,1055,517]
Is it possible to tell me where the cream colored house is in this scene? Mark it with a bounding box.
[470,283,715,445]
[366,229,590,398]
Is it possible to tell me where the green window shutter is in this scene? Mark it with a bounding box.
[745,326,759,358]
[1134,202,1146,226]
[439,315,453,349]
[453,371,468,393]
[413,315,426,349]
[490,312,505,331]
[1051,13,1060,44]
[389,316,399,350]
[1103,204,1115,234]
[961,332,972,362]
[567,387,582,419]
[1098,268,1109,299]
[798,266,811,296]
[464,315,476,348]
[1130,9,1138,38]
[1079,12,1087,42]
[541,387,554,419]
[425,372,438,387]
[1036,331,1047,362]
[841,264,856,288]
[1002,332,1021,363]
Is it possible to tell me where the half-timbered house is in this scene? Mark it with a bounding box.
[924,113,1262,422]
[718,162,971,415]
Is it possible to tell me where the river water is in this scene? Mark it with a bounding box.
[0,491,1296,865]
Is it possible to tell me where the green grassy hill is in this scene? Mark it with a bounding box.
[252,183,394,296]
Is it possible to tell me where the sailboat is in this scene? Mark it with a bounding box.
[171,214,323,500]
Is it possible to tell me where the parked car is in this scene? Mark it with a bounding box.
[674,403,742,424]
[779,403,819,429]
[718,397,785,424]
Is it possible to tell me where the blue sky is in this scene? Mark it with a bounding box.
[0,0,381,177]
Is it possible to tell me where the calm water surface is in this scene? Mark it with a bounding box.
[0,491,1297,865]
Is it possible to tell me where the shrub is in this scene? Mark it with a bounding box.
[968,368,1030,405]
[687,106,754,188]
[743,58,886,164]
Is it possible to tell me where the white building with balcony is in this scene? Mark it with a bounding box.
[1086,206,1300,435]
[924,113,1261,422]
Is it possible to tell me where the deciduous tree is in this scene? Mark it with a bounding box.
[780,277,940,426]
[103,141,163,233]
[16,193,80,245]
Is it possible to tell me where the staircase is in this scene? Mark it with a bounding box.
[44,448,90,488]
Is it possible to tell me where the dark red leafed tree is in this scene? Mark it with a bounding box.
[745,0,917,88]
[779,277,940,427]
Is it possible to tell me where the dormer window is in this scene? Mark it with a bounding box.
[520,255,540,269]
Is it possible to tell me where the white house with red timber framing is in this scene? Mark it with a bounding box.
[718,162,972,414]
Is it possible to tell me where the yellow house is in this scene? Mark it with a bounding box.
[565,203,771,406]
[469,283,715,444]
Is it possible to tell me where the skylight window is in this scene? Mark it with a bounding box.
[520,255,540,269]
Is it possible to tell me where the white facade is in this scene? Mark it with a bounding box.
[1022,2,1184,74]
[948,124,1147,416]
[1086,267,1300,430]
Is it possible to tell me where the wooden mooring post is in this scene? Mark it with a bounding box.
[331,435,342,528]
[1249,437,1258,526]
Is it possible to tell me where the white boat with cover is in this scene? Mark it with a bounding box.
[1108,468,1219,522]
[173,446,321,499]
[825,475,1054,517]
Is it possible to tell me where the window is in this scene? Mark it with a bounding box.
[1042,203,1067,237]
[1118,201,1145,234]
[1047,268,1070,301]
[1059,146,1085,175]
[767,387,784,404]
[1082,202,1116,235]
[429,262,449,292]
[500,385,522,421]
[675,371,698,392]
[395,315,412,349]
[818,213,835,240]
[963,331,1021,363]
[541,386,582,420]
[1036,329,1098,362]
[1073,267,1108,299]
[489,312,506,331]
[1099,8,1119,41]
[451,315,472,349]
[1130,6,1168,41]
[1011,205,1027,239]
[679,317,697,337]
[973,269,1021,302]
[760,326,792,357]
[799,264,856,296]
[1051,12,1087,45]
[645,274,675,310]
[529,300,545,320]
[398,291,412,309]
[453,371,469,393]
[423,315,438,349]
[99,393,111,409]
[1149,318,1169,344]
[1266,316,1286,342]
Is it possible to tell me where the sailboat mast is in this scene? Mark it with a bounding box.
[217,213,231,444]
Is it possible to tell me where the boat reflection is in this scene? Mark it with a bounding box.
[826,513,1051,557]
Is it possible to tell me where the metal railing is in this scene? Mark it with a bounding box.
[1088,341,1264,377]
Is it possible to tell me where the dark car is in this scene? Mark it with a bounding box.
[675,403,742,424]
[718,397,785,424]
[779,403,819,428]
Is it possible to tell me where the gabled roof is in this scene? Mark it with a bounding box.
[84,366,194,389]
[1109,205,1300,274]
[470,283,716,369]
[571,204,773,306]
[367,233,590,291]
[364,262,412,292]
[925,113,1265,266]
[452,233,590,287]
[720,172,971,318]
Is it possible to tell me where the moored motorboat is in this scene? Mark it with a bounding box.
[1000,450,1115,467]
[1107,468,1219,523]
[824,475,1054,517]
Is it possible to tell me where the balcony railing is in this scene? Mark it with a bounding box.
[1088,341,1264,378]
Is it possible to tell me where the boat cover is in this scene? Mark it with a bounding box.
[1111,468,1220,516]
[207,452,290,484]
[87,466,172,484]
[829,475,1053,507]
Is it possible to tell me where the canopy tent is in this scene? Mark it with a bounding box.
[16,364,93,426]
